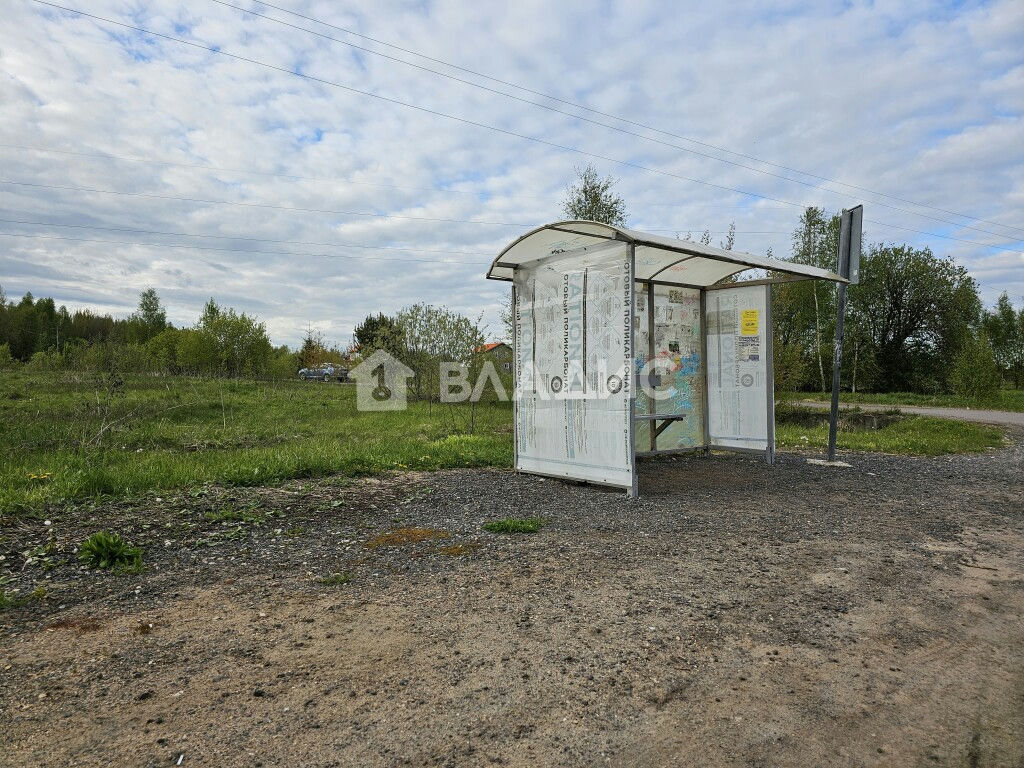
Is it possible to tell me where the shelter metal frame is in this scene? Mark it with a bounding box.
[488,221,847,496]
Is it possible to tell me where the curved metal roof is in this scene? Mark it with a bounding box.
[486,220,846,287]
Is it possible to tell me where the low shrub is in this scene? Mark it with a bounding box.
[78,531,142,571]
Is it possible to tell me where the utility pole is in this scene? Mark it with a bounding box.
[827,205,863,462]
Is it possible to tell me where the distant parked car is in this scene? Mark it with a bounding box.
[298,364,349,382]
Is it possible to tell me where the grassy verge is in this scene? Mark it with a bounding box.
[779,389,1024,412]
[482,517,547,534]
[0,371,512,514]
[776,414,1006,456]
[2,371,1012,513]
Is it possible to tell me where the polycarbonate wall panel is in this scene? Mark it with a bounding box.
[634,284,704,452]
[705,285,772,452]
[513,242,635,489]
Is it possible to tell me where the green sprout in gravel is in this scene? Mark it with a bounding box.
[482,517,548,534]
[0,586,47,611]
[78,531,143,571]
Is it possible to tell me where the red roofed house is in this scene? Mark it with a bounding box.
[475,341,513,372]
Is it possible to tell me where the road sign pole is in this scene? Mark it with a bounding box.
[827,205,862,462]
[827,282,847,462]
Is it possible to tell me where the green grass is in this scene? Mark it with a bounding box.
[204,505,264,524]
[780,389,1024,412]
[0,585,47,611]
[776,414,1006,456]
[0,371,513,514]
[319,572,352,586]
[1,371,1012,514]
[482,517,548,534]
[78,531,143,571]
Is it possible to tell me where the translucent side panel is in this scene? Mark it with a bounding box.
[513,243,635,489]
[653,286,704,450]
[705,285,771,451]
[633,284,652,419]
[634,283,704,452]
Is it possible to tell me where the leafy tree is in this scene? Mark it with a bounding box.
[173,298,272,377]
[33,297,58,353]
[0,342,14,369]
[772,208,841,391]
[176,328,219,375]
[297,327,328,369]
[983,293,1024,387]
[719,223,736,251]
[852,244,980,391]
[199,304,272,377]
[200,298,221,328]
[0,285,8,351]
[7,293,39,361]
[561,165,627,225]
[499,289,514,344]
[269,345,300,379]
[353,313,403,357]
[145,328,182,373]
[950,330,1001,401]
[130,288,168,342]
[396,303,484,402]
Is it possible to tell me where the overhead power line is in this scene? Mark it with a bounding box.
[217,0,1024,237]
[23,2,1024,256]
[0,142,552,202]
[0,216,493,256]
[0,213,794,242]
[0,143,783,211]
[0,231,484,265]
[0,178,530,228]
[31,0,821,218]
[5,178,1018,253]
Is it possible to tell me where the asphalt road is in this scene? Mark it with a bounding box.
[792,399,1024,427]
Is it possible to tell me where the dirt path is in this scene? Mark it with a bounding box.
[2,435,1023,767]
[792,398,1024,427]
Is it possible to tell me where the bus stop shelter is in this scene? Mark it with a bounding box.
[486,220,847,496]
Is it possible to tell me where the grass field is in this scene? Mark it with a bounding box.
[781,389,1024,412]
[0,371,512,514]
[774,414,1006,456]
[0,372,1009,514]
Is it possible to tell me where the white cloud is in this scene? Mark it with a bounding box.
[0,0,1021,348]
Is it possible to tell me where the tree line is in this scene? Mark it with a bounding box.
[3,163,1021,399]
[0,287,297,378]
[773,208,1023,398]
[562,165,1023,399]
[0,285,496,395]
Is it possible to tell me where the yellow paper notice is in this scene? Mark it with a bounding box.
[740,309,759,336]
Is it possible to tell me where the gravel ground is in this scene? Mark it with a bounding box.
[2,434,1023,767]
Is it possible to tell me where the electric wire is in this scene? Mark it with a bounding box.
[0,216,494,256]
[0,231,485,265]
[25,3,899,228]
[220,0,1024,235]
[4,176,1019,253]
[20,1,1024,256]
[0,142,552,202]
[0,179,531,228]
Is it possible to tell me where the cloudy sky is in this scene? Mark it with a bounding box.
[1,0,1022,347]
